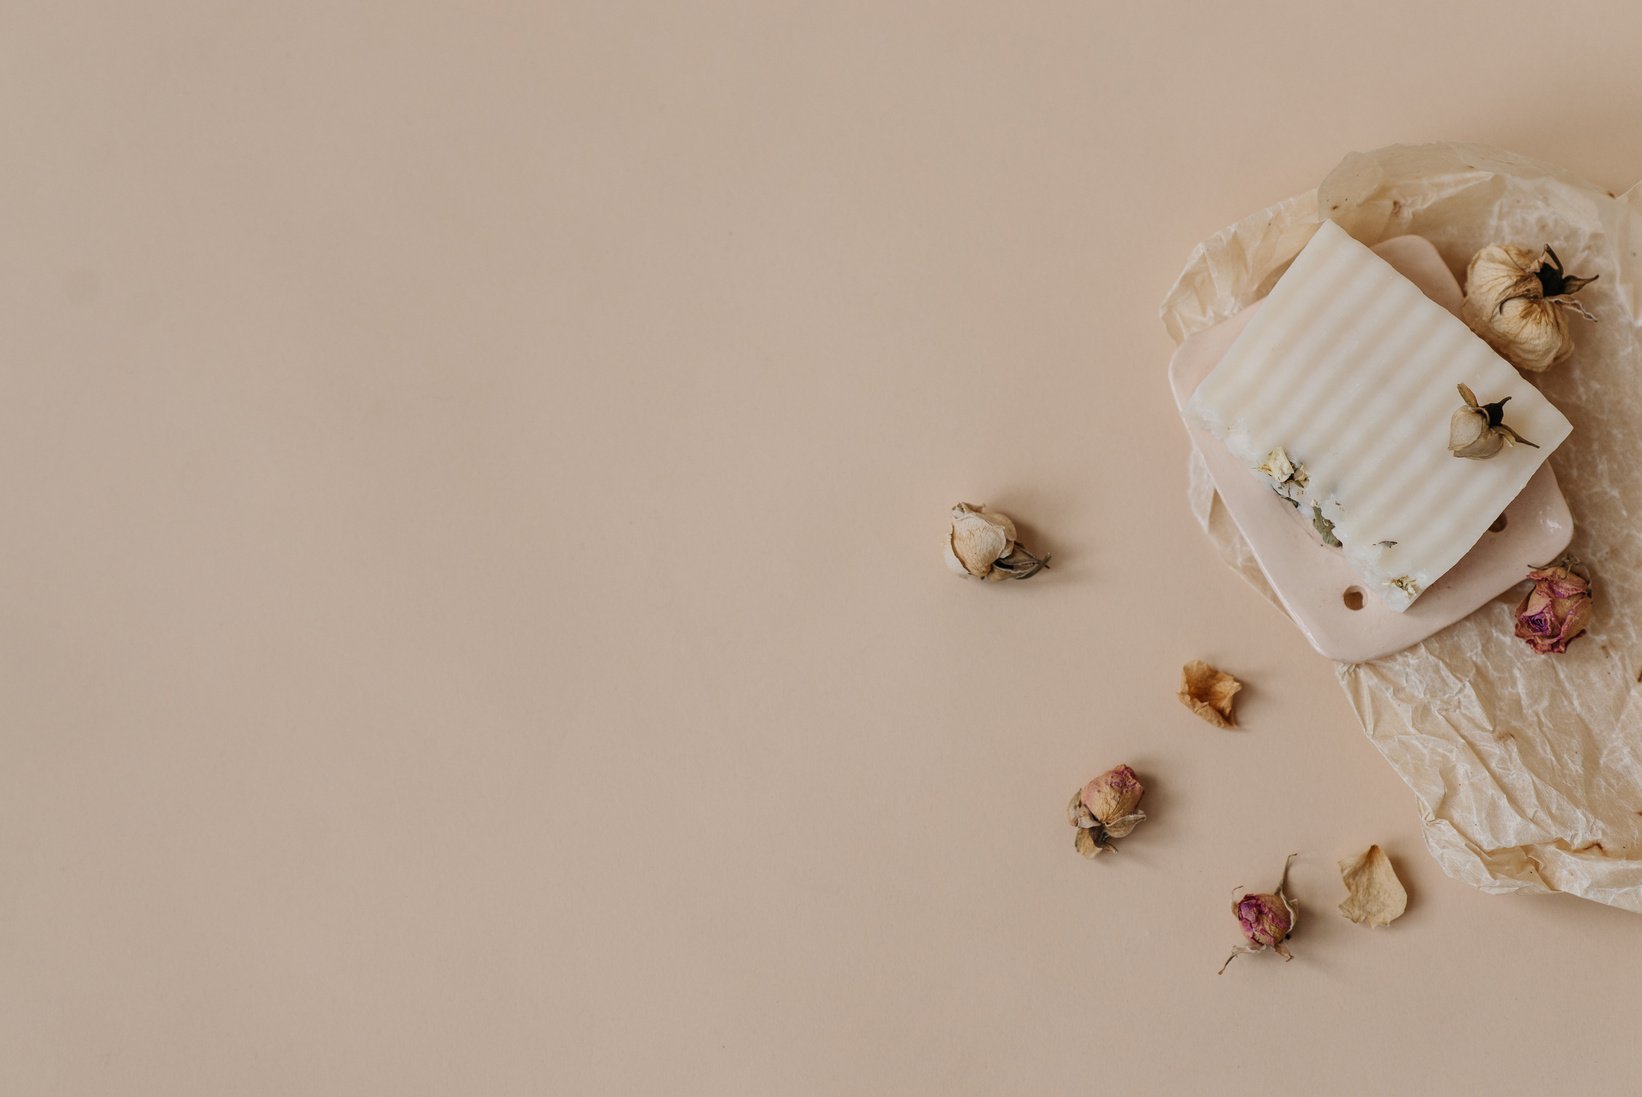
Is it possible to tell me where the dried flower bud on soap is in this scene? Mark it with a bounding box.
[1449,383,1538,460]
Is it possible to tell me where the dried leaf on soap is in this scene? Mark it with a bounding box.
[1312,504,1341,547]
[1178,661,1241,728]
[1337,845,1407,927]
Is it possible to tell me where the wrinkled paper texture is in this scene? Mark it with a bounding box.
[1161,143,1642,913]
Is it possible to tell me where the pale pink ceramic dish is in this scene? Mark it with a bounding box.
[1168,235,1573,663]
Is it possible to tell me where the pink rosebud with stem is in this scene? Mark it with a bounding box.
[1219,854,1299,974]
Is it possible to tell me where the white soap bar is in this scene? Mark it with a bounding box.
[1186,220,1572,611]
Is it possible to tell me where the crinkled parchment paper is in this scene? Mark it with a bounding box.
[1161,143,1642,913]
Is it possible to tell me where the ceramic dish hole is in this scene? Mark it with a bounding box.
[1490,513,1508,532]
[1342,587,1366,611]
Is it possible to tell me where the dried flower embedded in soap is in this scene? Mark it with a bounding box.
[1337,845,1407,927]
[1066,764,1147,858]
[1256,446,1308,507]
[1449,383,1538,460]
[1311,504,1341,547]
[1177,660,1241,728]
[1387,575,1421,599]
[1219,854,1298,974]
[945,503,1048,581]
[1514,555,1593,654]
[1462,244,1597,373]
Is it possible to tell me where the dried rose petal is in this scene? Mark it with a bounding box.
[1072,829,1103,859]
[1178,661,1241,728]
[1338,845,1407,927]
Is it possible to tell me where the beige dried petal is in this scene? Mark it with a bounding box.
[1256,446,1308,505]
[1100,811,1147,839]
[1066,789,1097,829]
[1448,404,1496,458]
[1178,660,1241,728]
[1256,446,1296,485]
[1073,828,1105,858]
[1337,844,1408,927]
[947,503,1013,578]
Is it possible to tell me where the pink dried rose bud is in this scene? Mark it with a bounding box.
[1082,764,1144,823]
[1234,893,1294,949]
[1219,854,1298,974]
[1066,764,1147,858]
[1514,555,1593,655]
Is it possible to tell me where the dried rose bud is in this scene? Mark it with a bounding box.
[1219,854,1298,974]
[945,502,1048,581]
[1082,765,1143,824]
[1514,555,1593,655]
[1449,383,1538,460]
[1234,892,1294,949]
[1461,243,1597,373]
[1066,764,1147,858]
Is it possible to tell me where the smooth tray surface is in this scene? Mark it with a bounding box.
[1169,235,1573,663]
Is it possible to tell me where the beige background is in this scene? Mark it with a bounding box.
[5,2,1642,1094]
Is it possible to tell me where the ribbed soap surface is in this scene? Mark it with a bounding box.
[1186,220,1572,611]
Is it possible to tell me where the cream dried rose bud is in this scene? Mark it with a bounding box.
[1219,854,1299,974]
[945,503,1048,581]
[1449,383,1537,460]
[1461,243,1597,373]
[1066,764,1147,858]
